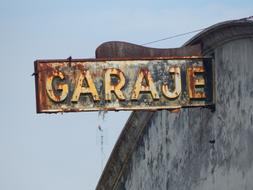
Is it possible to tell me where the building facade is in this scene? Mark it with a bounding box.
[96,19,253,190]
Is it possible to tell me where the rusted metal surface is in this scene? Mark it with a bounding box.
[34,57,213,113]
[187,66,206,99]
[96,41,201,58]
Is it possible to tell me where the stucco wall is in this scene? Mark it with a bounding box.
[115,37,253,190]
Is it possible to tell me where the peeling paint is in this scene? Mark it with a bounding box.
[34,57,214,113]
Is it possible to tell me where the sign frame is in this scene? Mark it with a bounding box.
[34,56,214,113]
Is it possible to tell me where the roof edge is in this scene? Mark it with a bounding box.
[96,111,154,190]
[184,18,253,53]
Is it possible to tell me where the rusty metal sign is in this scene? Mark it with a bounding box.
[34,57,214,113]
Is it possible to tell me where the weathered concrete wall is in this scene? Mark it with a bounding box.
[114,37,253,189]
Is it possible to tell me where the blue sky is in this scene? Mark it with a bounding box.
[0,0,252,189]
